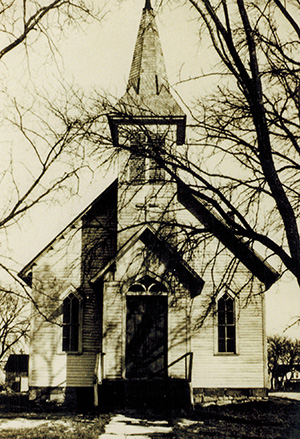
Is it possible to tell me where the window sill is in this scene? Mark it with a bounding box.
[57,350,83,355]
[214,352,239,356]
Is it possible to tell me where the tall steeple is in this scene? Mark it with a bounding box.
[127,0,168,98]
[109,1,186,145]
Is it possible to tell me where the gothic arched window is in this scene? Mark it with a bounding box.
[62,292,81,352]
[217,293,236,353]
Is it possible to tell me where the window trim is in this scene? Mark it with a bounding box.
[214,290,238,356]
[127,276,168,296]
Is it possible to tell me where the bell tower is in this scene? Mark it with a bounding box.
[108,0,186,248]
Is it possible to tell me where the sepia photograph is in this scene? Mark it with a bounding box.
[0,0,299,437]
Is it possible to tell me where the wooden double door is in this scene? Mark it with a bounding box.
[125,296,167,380]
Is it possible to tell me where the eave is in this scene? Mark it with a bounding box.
[108,114,186,146]
[177,181,279,290]
[18,179,118,287]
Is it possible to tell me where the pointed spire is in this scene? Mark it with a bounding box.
[112,1,186,145]
[144,0,152,10]
[126,3,168,97]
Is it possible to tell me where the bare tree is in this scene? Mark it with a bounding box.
[26,0,300,331]
[84,0,300,292]
[0,0,104,352]
[268,335,300,390]
[176,0,300,286]
[0,0,99,61]
[0,0,104,255]
[0,286,30,368]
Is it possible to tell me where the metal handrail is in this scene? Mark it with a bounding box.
[167,352,193,382]
[150,351,193,381]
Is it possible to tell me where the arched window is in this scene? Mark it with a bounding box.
[62,293,81,352]
[128,275,167,294]
[217,293,236,353]
[128,282,146,293]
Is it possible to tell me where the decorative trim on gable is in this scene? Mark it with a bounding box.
[90,225,204,299]
[60,284,83,302]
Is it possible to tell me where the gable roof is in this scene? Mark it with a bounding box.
[90,225,204,298]
[18,179,118,286]
[177,181,279,290]
[19,175,278,292]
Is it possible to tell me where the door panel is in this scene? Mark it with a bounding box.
[126,296,167,379]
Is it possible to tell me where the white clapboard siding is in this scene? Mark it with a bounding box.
[102,282,123,379]
[190,277,266,389]
[168,292,189,379]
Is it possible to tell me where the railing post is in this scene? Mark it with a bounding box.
[188,352,193,382]
[94,352,105,407]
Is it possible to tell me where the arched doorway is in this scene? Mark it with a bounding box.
[125,277,168,406]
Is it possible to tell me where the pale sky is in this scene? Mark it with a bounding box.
[1,0,299,339]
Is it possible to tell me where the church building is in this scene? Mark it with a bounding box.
[19,0,278,410]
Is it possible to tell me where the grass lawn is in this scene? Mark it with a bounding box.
[0,413,110,439]
[0,398,298,438]
[171,398,300,439]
